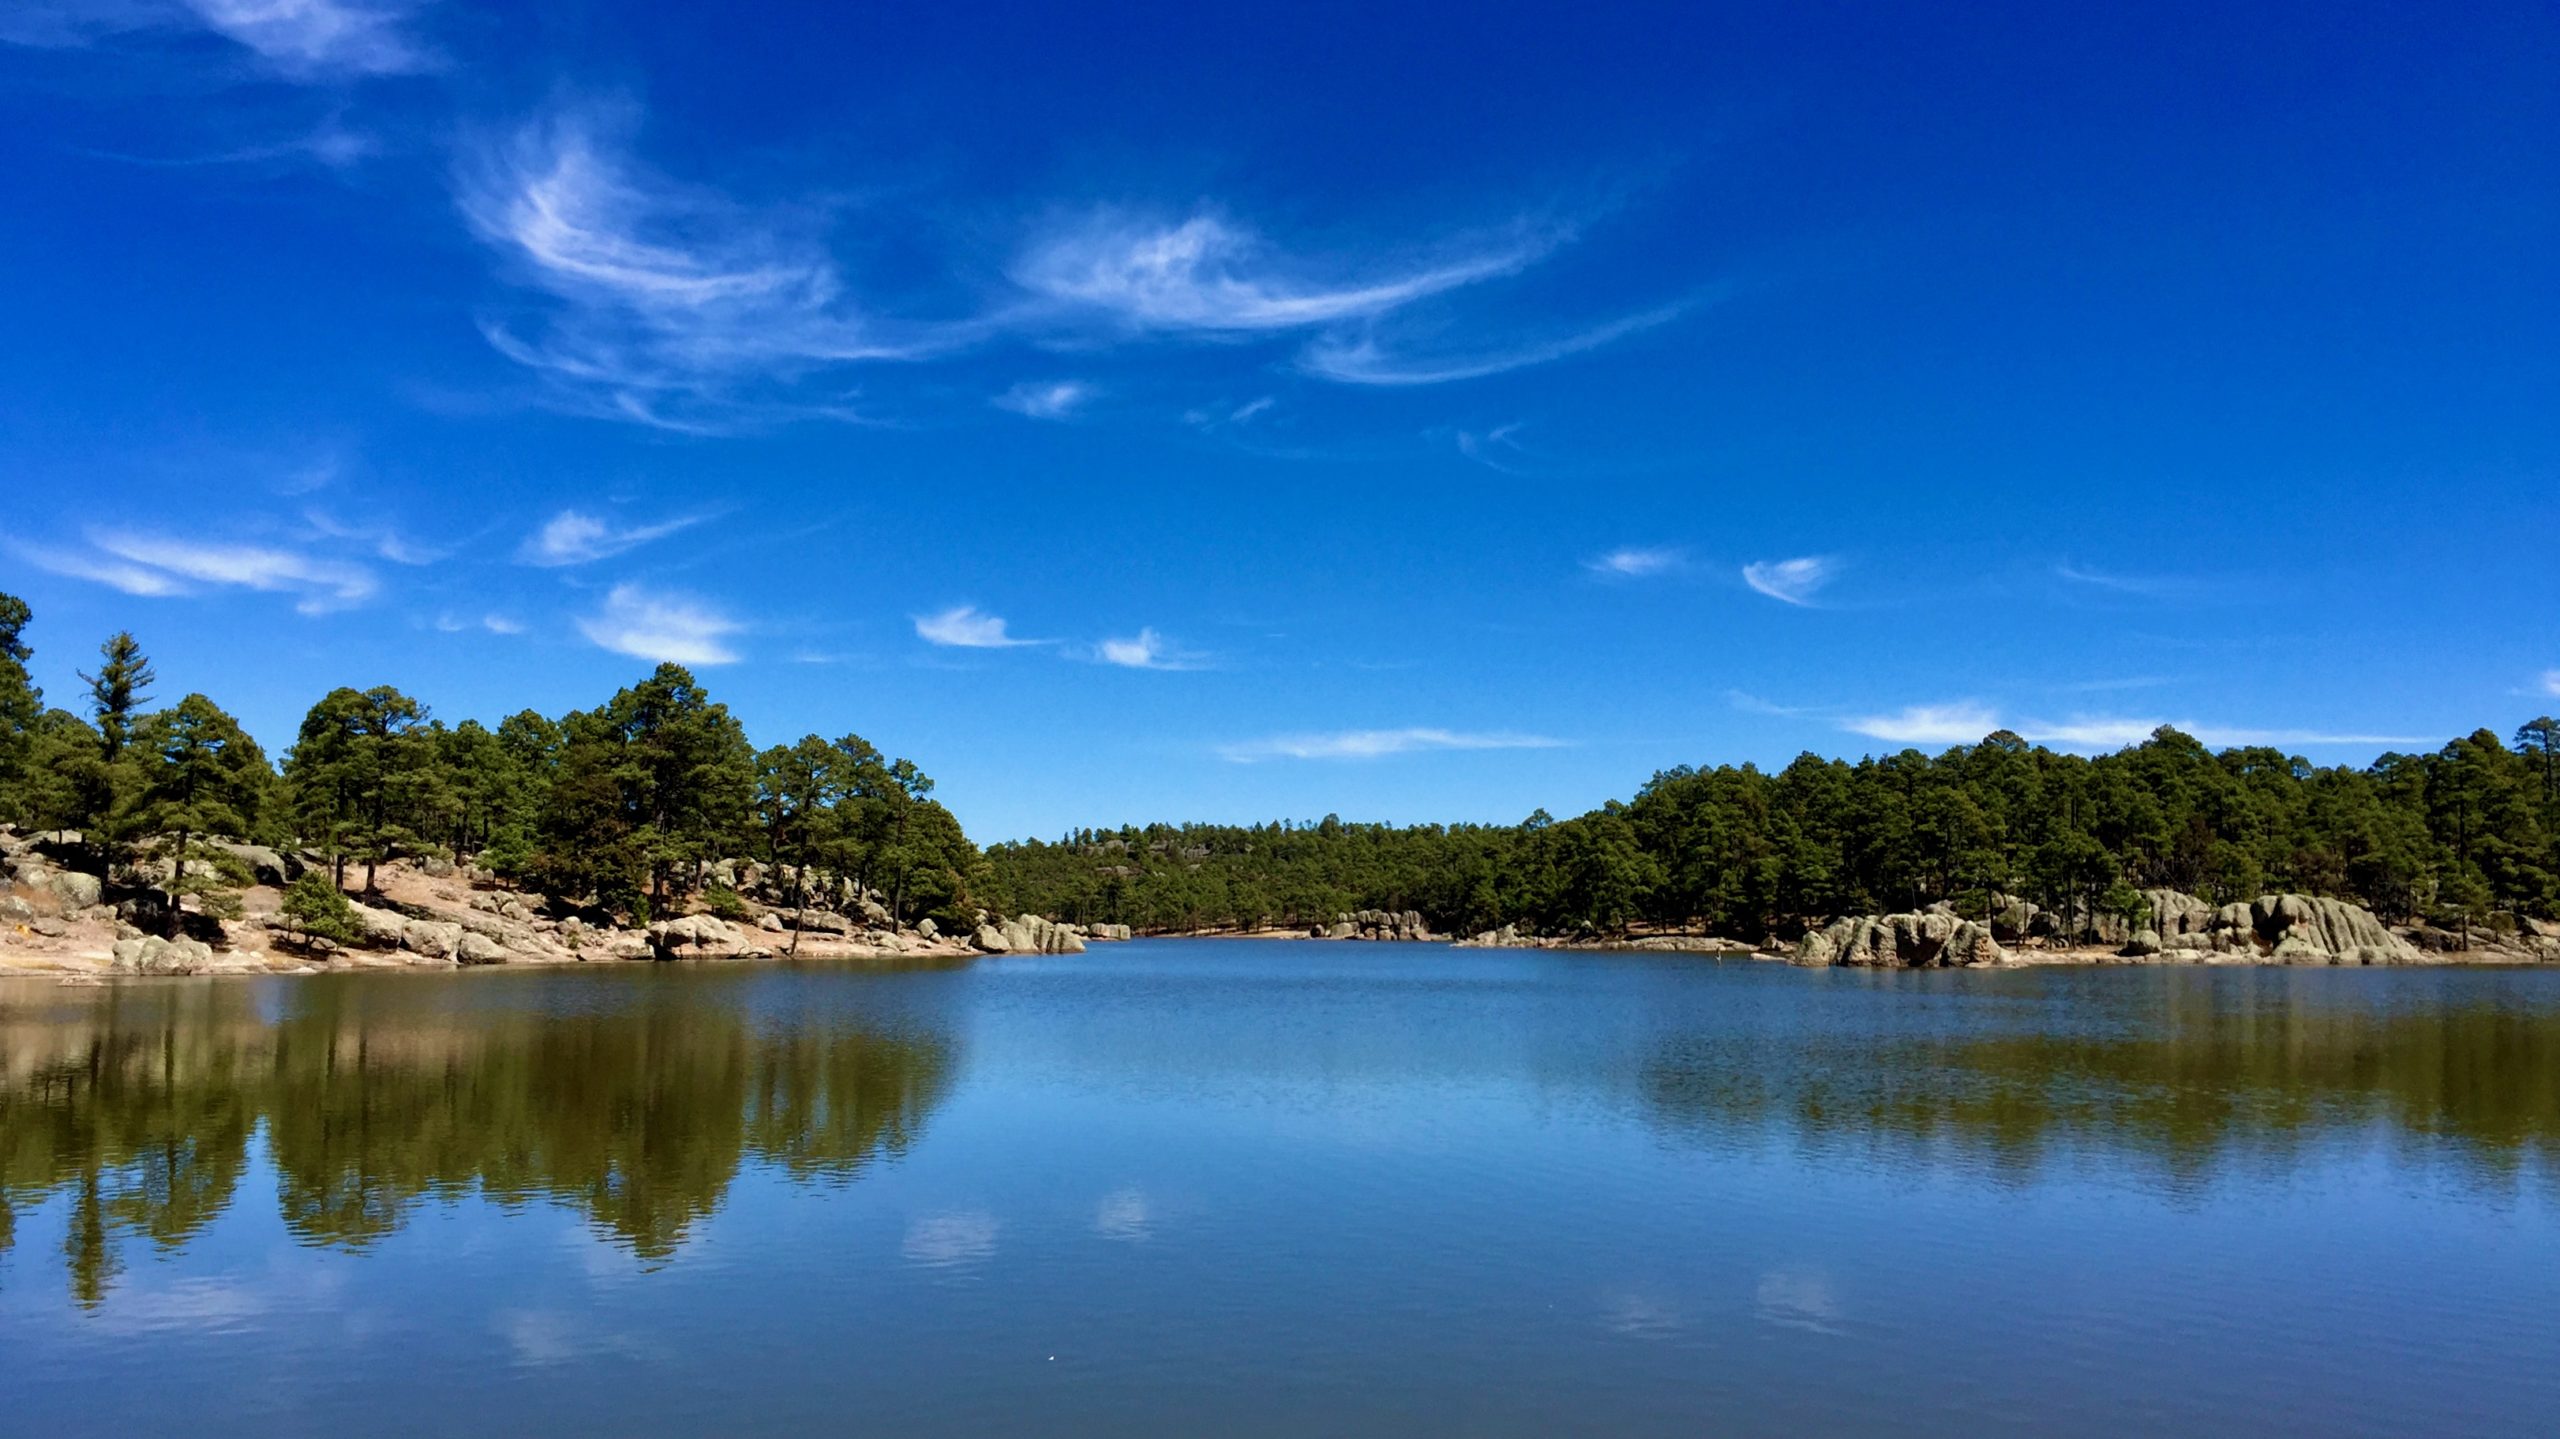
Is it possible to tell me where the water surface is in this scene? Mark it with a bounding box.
[4,942,2555,1435]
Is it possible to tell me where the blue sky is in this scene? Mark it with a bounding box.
[2,1,2555,841]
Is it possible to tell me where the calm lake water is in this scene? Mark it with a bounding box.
[3,940,2556,1435]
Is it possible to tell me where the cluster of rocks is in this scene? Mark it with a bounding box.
[972,913,1087,955]
[1311,909,1434,942]
[1794,909,2010,968]
[1455,925,1760,956]
[2,829,106,922]
[1791,891,2467,969]
[2125,892,2421,966]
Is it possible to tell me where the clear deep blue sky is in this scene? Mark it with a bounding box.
[2,2,2555,841]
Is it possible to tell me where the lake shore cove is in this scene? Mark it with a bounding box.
[0,826,1124,979]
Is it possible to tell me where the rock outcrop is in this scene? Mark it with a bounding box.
[1316,909,1433,942]
[646,914,769,959]
[2143,892,2421,965]
[110,935,215,975]
[973,913,1086,955]
[1794,909,2011,968]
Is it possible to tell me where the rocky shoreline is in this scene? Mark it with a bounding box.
[0,826,1130,981]
[1454,890,2560,968]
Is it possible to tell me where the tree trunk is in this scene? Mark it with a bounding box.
[165,829,187,938]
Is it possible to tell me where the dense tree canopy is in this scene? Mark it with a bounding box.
[986,725,2560,939]
[3,589,2555,945]
[0,592,982,932]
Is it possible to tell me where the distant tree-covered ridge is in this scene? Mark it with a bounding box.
[5,588,2556,948]
[985,726,2560,941]
[0,591,986,935]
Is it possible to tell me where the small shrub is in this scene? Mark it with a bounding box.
[280,872,363,947]
[703,884,749,921]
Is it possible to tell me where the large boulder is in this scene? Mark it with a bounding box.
[456,931,509,965]
[110,936,215,975]
[46,870,103,913]
[1795,909,2011,968]
[980,914,1084,955]
[1004,913,1086,954]
[402,919,466,962]
[2248,893,2419,965]
[209,842,298,887]
[1327,908,1432,942]
[350,903,410,949]
[787,908,855,936]
[647,914,764,959]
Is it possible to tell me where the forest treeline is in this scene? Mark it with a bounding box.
[8,588,2560,945]
[0,591,986,932]
[984,722,2560,940]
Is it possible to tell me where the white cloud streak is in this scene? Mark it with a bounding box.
[1587,545,1681,578]
[519,508,700,566]
[1013,211,1551,332]
[20,530,380,613]
[1093,627,1201,670]
[1843,702,2005,746]
[1300,301,1687,386]
[575,582,740,665]
[914,604,1036,649]
[1741,556,1836,606]
[1843,701,2422,752]
[2541,670,2560,699]
[181,0,437,78]
[2,0,435,78]
[993,380,1094,420]
[458,101,958,431]
[1219,727,1567,762]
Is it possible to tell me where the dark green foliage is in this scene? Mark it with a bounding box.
[79,631,154,764]
[133,695,272,934]
[282,685,435,893]
[524,665,755,918]
[703,884,749,921]
[278,872,363,947]
[2,587,2553,946]
[988,723,2560,937]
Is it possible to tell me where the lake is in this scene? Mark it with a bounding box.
[3,940,2556,1435]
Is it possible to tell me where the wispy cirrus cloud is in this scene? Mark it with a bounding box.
[2054,559,2207,599]
[1741,555,1837,606]
[2540,669,2560,698]
[994,379,1095,420]
[434,611,523,636]
[1843,702,2004,746]
[1092,627,1202,671]
[1218,727,1567,762]
[1183,394,1278,432]
[519,508,701,566]
[184,0,438,78]
[458,100,960,432]
[1012,211,1553,333]
[1843,700,2421,751]
[2,0,438,78]
[1587,545,1682,578]
[1452,422,1534,475]
[20,530,378,614]
[914,604,1037,649]
[301,507,436,564]
[576,582,740,665]
[1301,300,1689,386]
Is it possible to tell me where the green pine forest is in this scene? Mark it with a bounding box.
[4,589,2558,944]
